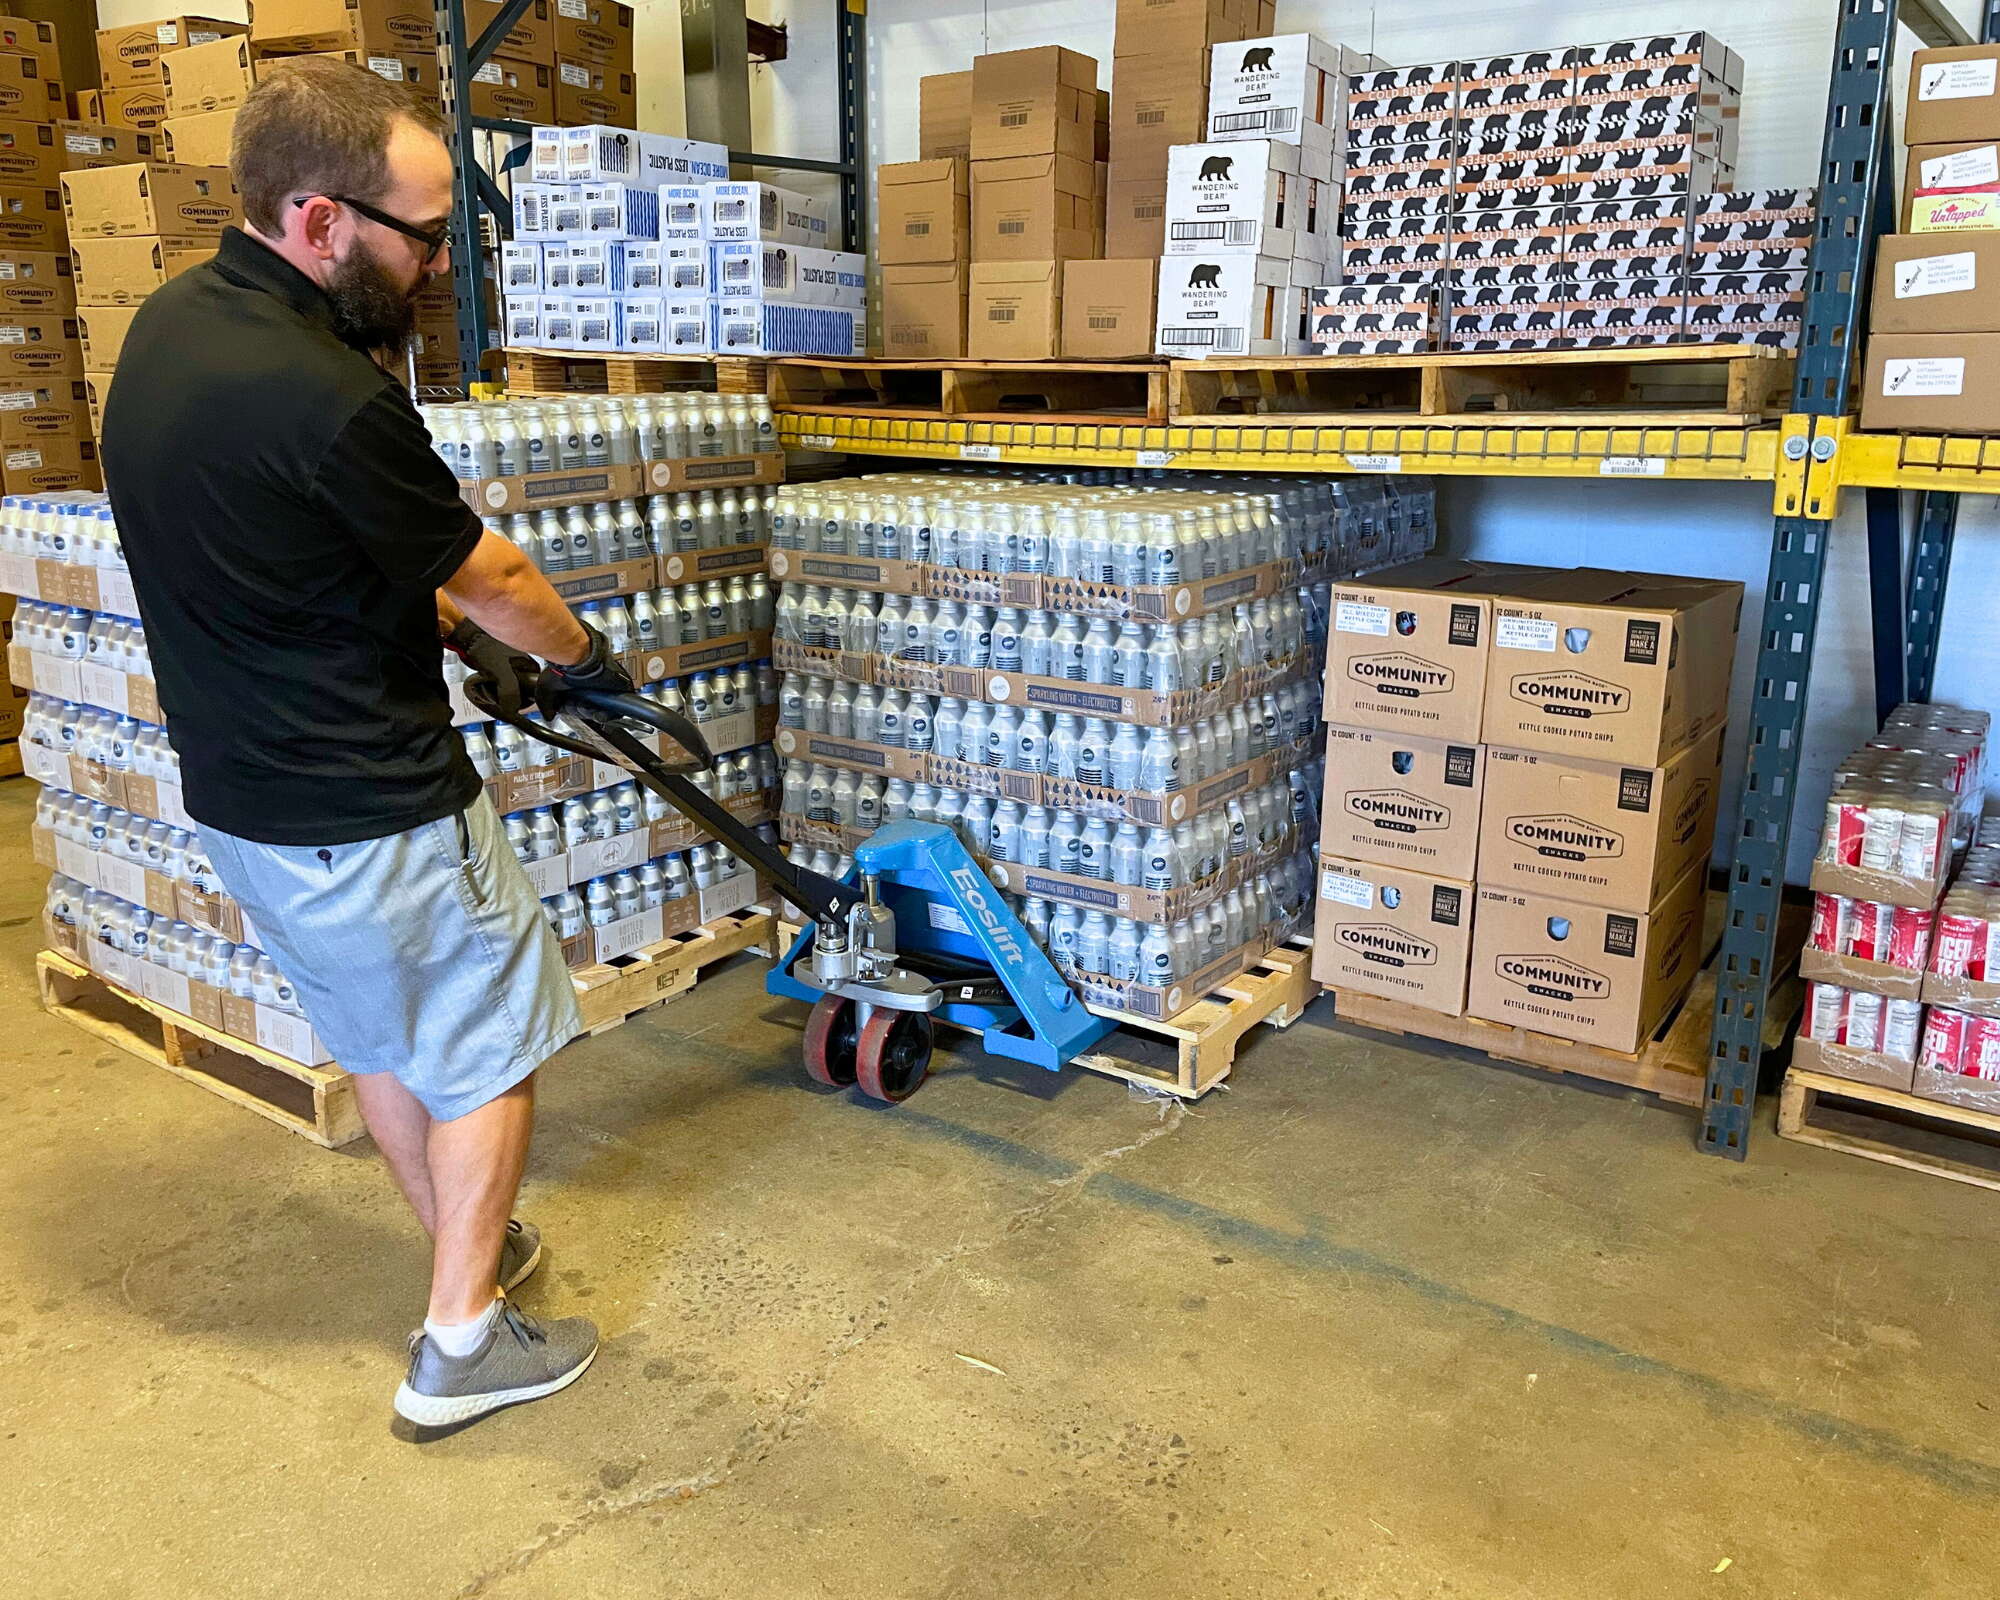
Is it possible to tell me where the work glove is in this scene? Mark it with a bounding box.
[444,617,538,721]
[535,620,636,721]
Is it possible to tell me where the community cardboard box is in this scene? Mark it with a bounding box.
[0,184,67,250]
[0,437,100,493]
[552,0,632,70]
[98,16,246,88]
[159,35,259,117]
[0,379,89,442]
[1324,559,1563,743]
[1481,571,1743,766]
[880,262,967,358]
[71,235,215,304]
[1105,169,1167,256]
[1861,332,2000,432]
[1906,47,2000,149]
[475,56,555,123]
[0,53,65,123]
[1107,52,1208,173]
[1466,862,1707,1052]
[0,18,63,78]
[75,303,144,370]
[1113,0,1271,60]
[0,314,81,378]
[1311,854,1476,1016]
[969,259,1060,359]
[250,0,435,56]
[920,71,972,160]
[971,46,1099,163]
[0,249,70,316]
[95,86,170,133]
[161,108,236,167]
[1059,258,1156,357]
[468,0,554,62]
[555,59,634,127]
[1152,251,1300,356]
[971,152,1101,261]
[1319,724,1485,881]
[1479,727,1724,912]
[0,120,156,187]
[61,164,239,240]
[877,159,969,266]
[1870,233,2000,334]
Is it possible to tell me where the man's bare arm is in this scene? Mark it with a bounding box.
[438,530,590,665]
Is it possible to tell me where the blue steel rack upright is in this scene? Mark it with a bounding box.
[430,0,868,390]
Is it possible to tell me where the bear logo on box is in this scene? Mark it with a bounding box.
[1240,46,1275,71]
[1198,155,1234,181]
[1187,263,1222,289]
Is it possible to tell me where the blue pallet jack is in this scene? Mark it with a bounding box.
[472,679,1114,1104]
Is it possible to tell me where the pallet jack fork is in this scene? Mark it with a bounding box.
[471,679,1114,1104]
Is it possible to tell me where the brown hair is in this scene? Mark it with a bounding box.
[230,56,448,236]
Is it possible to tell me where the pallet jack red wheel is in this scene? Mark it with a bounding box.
[854,1008,934,1104]
[802,995,860,1088]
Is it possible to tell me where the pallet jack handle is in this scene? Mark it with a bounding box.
[463,674,860,927]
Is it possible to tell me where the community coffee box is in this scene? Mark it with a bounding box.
[98,16,247,88]
[1153,251,1301,356]
[0,184,66,250]
[158,35,258,117]
[161,108,237,168]
[0,250,72,315]
[1312,853,1476,1015]
[60,163,239,240]
[1481,570,1743,766]
[1319,724,1485,881]
[1870,234,2000,334]
[0,121,156,187]
[1324,559,1567,744]
[1467,862,1707,1052]
[1479,727,1724,912]
[250,0,435,55]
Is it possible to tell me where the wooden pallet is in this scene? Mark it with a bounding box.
[36,949,364,1148]
[505,348,769,397]
[1168,344,1793,427]
[1326,892,1808,1109]
[768,357,1169,424]
[1778,1069,2000,1192]
[571,907,781,1035]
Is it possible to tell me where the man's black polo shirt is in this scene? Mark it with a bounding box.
[102,227,484,846]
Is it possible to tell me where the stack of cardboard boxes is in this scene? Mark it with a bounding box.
[63,162,241,428]
[1861,44,2000,432]
[877,146,970,358]
[1312,558,1742,1054]
[93,14,245,136]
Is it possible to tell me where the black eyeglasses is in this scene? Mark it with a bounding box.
[294,193,452,264]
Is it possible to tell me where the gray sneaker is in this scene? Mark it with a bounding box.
[499,1218,542,1292]
[393,1301,598,1428]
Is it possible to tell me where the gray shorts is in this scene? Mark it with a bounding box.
[198,793,582,1121]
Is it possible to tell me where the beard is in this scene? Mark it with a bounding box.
[324,244,421,352]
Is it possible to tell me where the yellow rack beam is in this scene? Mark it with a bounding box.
[778,411,1784,486]
[1834,430,2000,497]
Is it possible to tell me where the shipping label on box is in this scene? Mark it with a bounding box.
[1060,258,1156,358]
[711,241,866,308]
[1154,252,1301,356]
[1311,853,1476,1015]
[575,181,656,240]
[1871,234,2000,334]
[98,16,248,89]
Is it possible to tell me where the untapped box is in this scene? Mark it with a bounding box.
[1311,853,1476,1016]
[1871,234,2000,334]
[1060,259,1156,357]
[881,262,967,358]
[1467,863,1707,1053]
[1862,331,2000,432]
[1906,47,2000,148]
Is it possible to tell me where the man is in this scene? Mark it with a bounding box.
[102,58,628,1430]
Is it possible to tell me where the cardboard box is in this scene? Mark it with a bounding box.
[920,71,972,160]
[880,262,967,358]
[877,158,968,266]
[469,0,554,62]
[969,259,1061,359]
[1467,862,1706,1052]
[1861,331,2000,436]
[1319,724,1485,881]
[1481,571,1743,766]
[0,314,81,378]
[61,164,239,240]
[1792,1034,1918,1095]
[0,437,100,492]
[1479,727,1724,912]
[1164,138,1324,260]
[971,46,1099,163]
[1904,141,2000,225]
[74,304,143,371]
[1107,51,1208,174]
[0,379,89,442]
[1105,168,1167,256]
[0,121,157,187]
[474,55,554,123]
[971,152,1101,261]
[1907,47,2000,149]
[552,0,631,70]
[1205,33,1352,181]
[1871,234,2000,334]
[554,58,635,128]
[158,35,259,117]
[1153,251,1301,356]
[98,16,247,88]
[0,184,67,250]
[0,53,64,124]
[161,108,237,168]
[98,86,171,133]
[1312,853,1476,1015]
[0,249,71,315]
[1060,258,1156,357]
[1114,0,1269,60]
[250,0,436,55]
[71,235,214,305]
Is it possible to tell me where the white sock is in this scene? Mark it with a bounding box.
[425,1298,502,1359]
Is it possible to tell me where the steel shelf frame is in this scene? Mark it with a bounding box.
[433,0,867,388]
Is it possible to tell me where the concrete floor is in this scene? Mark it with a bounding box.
[2,779,1996,1600]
